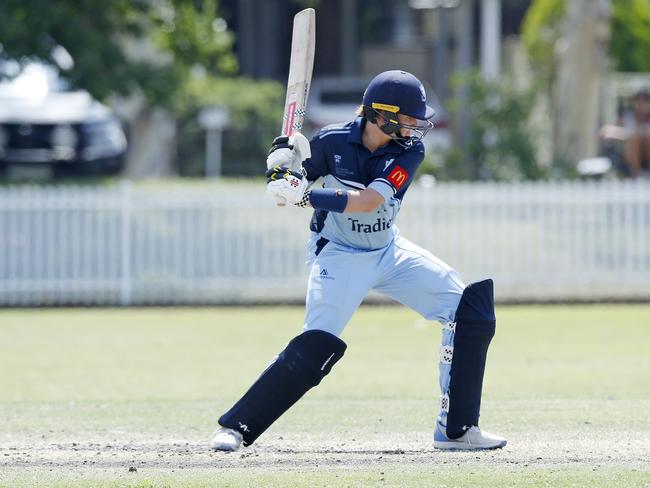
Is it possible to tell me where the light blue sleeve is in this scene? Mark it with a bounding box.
[368,180,395,202]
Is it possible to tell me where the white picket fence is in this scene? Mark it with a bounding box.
[1,180,649,305]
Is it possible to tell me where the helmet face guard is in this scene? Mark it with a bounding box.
[363,103,433,149]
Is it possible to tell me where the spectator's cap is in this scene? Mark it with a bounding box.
[632,88,650,101]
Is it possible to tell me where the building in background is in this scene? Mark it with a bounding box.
[218,0,531,164]
[221,0,531,104]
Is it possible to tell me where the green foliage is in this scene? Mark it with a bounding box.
[174,75,284,176]
[417,147,468,181]
[611,0,650,72]
[521,0,565,85]
[0,0,282,176]
[0,0,237,105]
[296,0,321,8]
[430,71,543,181]
[359,0,390,43]
[523,0,650,79]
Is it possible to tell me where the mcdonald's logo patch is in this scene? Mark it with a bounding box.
[387,165,409,189]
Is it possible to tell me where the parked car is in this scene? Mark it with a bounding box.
[306,76,451,152]
[0,63,127,178]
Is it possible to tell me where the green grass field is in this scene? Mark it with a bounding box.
[1,305,649,487]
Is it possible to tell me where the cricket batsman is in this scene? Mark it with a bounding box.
[211,70,507,451]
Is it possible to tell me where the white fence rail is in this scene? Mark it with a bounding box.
[1,180,649,305]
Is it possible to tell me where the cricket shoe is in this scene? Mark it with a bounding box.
[210,427,243,452]
[434,422,507,450]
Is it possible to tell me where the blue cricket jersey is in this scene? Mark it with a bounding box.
[302,117,425,251]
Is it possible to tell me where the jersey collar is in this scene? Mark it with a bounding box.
[348,117,403,155]
[347,117,364,144]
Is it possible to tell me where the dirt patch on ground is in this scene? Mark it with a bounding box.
[2,435,648,474]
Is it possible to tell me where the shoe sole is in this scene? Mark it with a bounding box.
[434,439,507,450]
[211,444,239,452]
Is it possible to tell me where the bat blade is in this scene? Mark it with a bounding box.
[282,8,316,138]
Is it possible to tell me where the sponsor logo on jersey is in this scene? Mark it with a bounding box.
[387,165,409,189]
[347,217,392,233]
[383,158,395,172]
[333,154,355,177]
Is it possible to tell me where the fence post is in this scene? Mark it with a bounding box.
[120,180,132,305]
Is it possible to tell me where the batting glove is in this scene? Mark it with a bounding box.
[265,166,309,205]
[266,133,311,171]
[266,136,295,170]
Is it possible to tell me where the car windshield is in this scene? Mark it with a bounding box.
[0,62,69,99]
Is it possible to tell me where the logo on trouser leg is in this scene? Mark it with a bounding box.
[318,268,334,280]
[238,422,250,433]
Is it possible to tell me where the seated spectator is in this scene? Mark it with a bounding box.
[600,88,650,177]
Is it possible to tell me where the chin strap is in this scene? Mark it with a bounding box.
[389,133,416,149]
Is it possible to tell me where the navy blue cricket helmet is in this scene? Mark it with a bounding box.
[362,70,435,121]
[361,70,435,148]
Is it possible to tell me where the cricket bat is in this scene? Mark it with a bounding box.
[271,7,315,206]
[281,8,316,140]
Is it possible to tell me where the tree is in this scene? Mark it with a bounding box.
[521,0,565,86]
[0,0,237,105]
[552,0,611,167]
[438,71,542,181]
[0,1,288,178]
[523,0,650,77]
[521,0,650,167]
[610,0,650,72]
